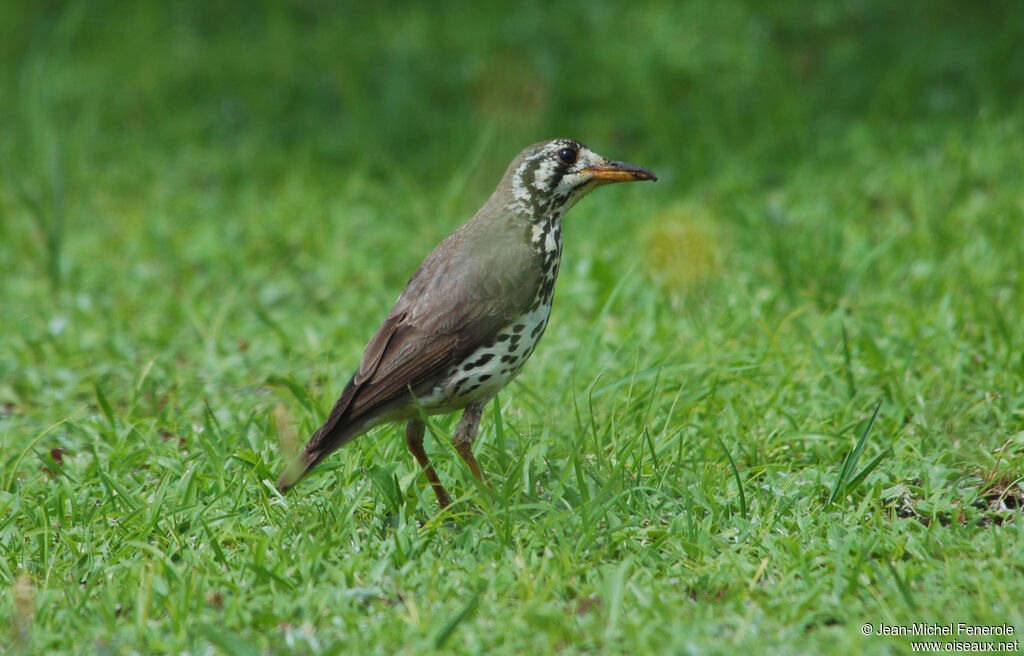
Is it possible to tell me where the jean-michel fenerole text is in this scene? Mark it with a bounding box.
[873,622,1015,637]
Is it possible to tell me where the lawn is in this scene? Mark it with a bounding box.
[2,1,1023,654]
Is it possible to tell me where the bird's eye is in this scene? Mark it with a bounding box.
[556,147,578,165]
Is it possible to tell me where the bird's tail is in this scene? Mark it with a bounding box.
[276,420,366,492]
[277,379,365,492]
[276,451,317,493]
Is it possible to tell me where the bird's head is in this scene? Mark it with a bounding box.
[503,139,657,219]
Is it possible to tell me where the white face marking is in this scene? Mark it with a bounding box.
[512,161,531,201]
[509,161,533,214]
[532,157,559,193]
[536,143,607,208]
[505,140,612,217]
[555,146,606,201]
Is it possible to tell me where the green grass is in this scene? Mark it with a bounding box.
[3,1,1024,654]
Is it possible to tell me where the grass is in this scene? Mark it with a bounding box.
[2,1,1024,654]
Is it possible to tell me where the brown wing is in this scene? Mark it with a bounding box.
[278,223,538,489]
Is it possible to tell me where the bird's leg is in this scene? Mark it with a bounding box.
[453,402,488,485]
[404,420,451,508]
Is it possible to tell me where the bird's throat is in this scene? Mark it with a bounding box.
[530,213,563,272]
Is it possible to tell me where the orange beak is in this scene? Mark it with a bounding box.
[582,160,657,183]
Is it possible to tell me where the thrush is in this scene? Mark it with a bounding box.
[277,139,656,506]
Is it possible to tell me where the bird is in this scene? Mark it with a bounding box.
[277,139,656,507]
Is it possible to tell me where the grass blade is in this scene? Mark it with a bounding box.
[433,586,484,648]
[826,399,883,507]
[713,433,747,519]
[94,381,115,428]
[199,624,260,656]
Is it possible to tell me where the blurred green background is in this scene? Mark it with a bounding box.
[3,0,1022,329]
[2,0,1022,275]
[3,0,1021,227]
[3,1,1024,653]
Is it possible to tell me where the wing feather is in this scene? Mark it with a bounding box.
[282,222,539,488]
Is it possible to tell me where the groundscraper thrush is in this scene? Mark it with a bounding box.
[277,139,656,507]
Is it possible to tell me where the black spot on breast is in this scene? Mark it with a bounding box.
[500,354,515,363]
[496,334,510,342]
[478,374,492,382]
[474,353,494,367]
[512,324,525,333]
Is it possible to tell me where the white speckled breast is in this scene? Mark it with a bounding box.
[420,212,563,412]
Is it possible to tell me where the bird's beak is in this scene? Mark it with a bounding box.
[582,160,657,183]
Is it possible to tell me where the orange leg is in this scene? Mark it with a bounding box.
[453,402,489,486]
[405,420,451,508]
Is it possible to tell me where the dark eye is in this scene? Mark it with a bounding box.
[556,147,578,165]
